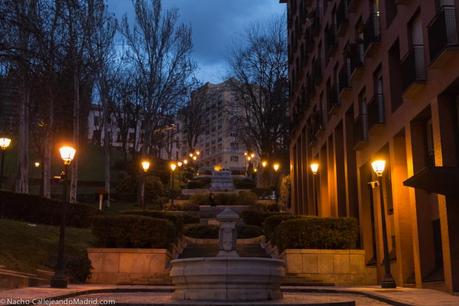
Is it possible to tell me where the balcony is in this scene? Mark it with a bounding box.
[312,59,323,85]
[336,0,349,36]
[338,63,352,99]
[353,105,369,150]
[325,26,338,57]
[311,11,321,36]
[349,43,364,80]
[428,5,459,68]
[367,94,385,131]
[364,13,381,55]
[327,84,340,115]
[401,45,426,97]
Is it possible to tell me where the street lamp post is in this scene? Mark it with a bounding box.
[139,160,151,210]
[371,159,396,289]
[0,137,12,189]
[50,145,76,289]
[310,162,319,215]
[169,162,177,207]
[273,162,280,205]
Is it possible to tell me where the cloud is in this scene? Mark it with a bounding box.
[106,0,285,83]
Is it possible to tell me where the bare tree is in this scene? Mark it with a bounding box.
[119,0,195,157]
[228,16,289,160]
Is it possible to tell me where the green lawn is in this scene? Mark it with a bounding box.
[0,219,94,273]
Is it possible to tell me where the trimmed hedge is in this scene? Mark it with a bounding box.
[187,177,211,189]
[273,217,359,251]
[91,215,176,248]
[240,210,267,227]
[184,224,263,239]
[184,224,219,239]
[0,191,100,228]
[233,178,256,189]
[121,210,184,233]
[189,191,257,206]
[263,214,297,241]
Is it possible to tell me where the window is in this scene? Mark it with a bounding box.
[231,156,239,162]
[94,116,100,126]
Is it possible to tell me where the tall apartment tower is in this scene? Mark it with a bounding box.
[177,80,252,174]
[283,0,459,293]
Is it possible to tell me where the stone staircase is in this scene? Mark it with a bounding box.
[0,266,52,290]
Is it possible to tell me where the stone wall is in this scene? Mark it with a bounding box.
[87,248,172,285]
[281,249,377,286]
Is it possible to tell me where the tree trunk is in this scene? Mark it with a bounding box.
[102,94,110,208]
[15,79,29,193]
[42,93,54,198]
[69,68,79,203]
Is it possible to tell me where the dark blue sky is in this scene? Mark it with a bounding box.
[106,0,285,83]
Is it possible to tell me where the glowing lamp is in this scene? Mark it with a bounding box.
[0,137,11,150]
[34,161,40,168]
[273,163,280,172]
[170,162,177,172]
[141,160,151,172]
[59,146,76,165]
[371,159,386,177]
[310,162,319,175]
[261,160,268,168]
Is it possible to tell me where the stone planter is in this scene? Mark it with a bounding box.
[87,248,172,285]
[282,249,377,286]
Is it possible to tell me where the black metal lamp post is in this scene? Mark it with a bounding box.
[371,159,397,289]
[273,162,280,205]
[50,145,76,289]
[139,159,151,210]
[0,137,12,189]
[169,162,177,207]
[310,162,319,215]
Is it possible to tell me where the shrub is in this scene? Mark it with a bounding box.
[189,191,258,206]
[240,210,267,227]
[114,173,164,202]
[163,201,200,211]
[263,214,296,241]
[92,215,176,248]
[65,253,92,283]
[255,201,281,212]
[273,217,359,251]
[184,224,219,239]
[0,191,100,228]
[187,177,211,189]
[121,210,184,233]
[233,178,256,189]
[238,191,258,205]
[168,211,200,224]
[237,225,263,238]
[184,224,263,239]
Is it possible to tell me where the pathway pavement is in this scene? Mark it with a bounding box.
[0,285,458,306]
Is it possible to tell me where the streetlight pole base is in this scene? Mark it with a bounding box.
[381,275,397,288]
[50,276,68,288]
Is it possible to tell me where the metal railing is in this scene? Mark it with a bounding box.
[401,44,426,91]
[428,5,458,61]
[367,94,385,130]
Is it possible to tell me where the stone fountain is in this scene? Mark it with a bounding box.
[209,170,235,191]
[170,208,285,302]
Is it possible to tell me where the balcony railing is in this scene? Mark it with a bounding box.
[325,27,337,57]
[349,43,364,75]
[367,94,385,130]
[428,5,459,62]
[338,63,351,93]
[327,84,339,114]
[354,103,369,149]
[401,44,426,92]
[364,13,381,51]
[336,0,349,35]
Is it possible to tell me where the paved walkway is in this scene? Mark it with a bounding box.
[0,285,458,305]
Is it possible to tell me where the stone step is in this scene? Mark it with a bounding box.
[179,243,270,259]
[0,269,49,290]
[283,275,335,287]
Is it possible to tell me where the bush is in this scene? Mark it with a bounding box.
[92,215,176,248]
[263,214,296,241]
[255,201,281,212]
[163,201,200,211]
[189,191,258,206]
[114,173,164,203]
[233,178,256,189]
[187,177,211,189]
[168,211,200,224]
[273,217,359,251]
[237,225,263,238]
[0,191,100,228]
[184,224,219,239]
[121,210,184,233]
[65,253,92,283]
[184,224,263,239]
[240,210,267,227]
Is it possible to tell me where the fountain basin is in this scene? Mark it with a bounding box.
[170,257,285,301]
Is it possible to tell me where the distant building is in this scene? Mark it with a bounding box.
[283,0,459,293]
[87,104,179,161]
[176,80,258,174]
